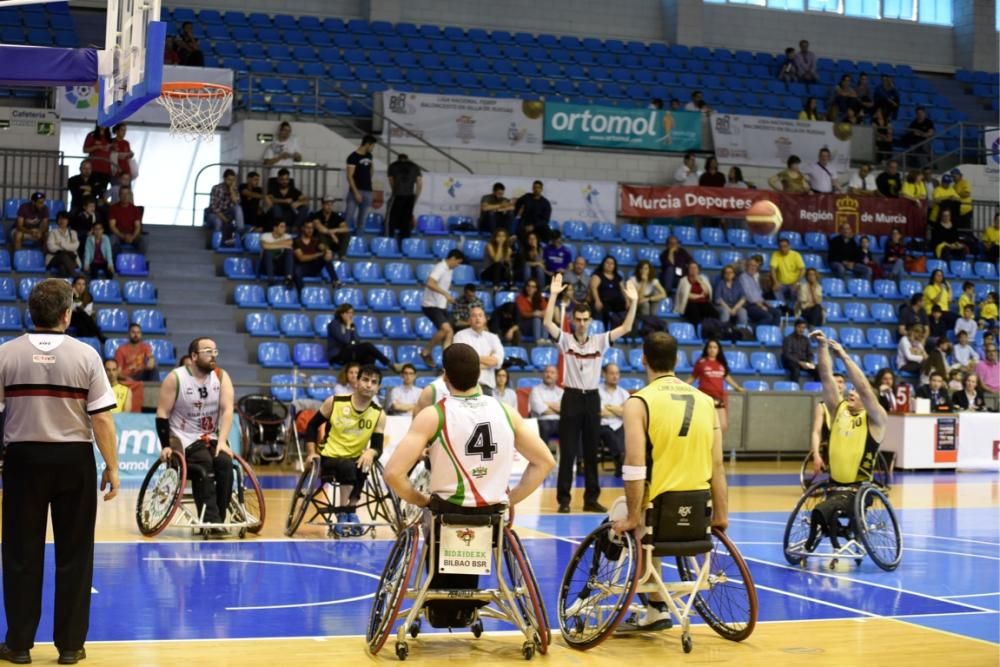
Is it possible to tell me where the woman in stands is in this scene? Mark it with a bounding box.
[325,304,400,372]
[796,267,825,326]
[698,156,726,188]
[726,166,750,189]
[923,269,954,326]
[515,278,548,343]
[930,210,968,262]
[952,372,986,412]
[799,97,820,121]
[871,107,893,161]
[901,169,927,204]
[882,227,908,281]
[715,264,748,327]
[625,260,666,317]
[82,124,113,191]
[896,323,928,375]
[858,236,882,279]
[872,368,901,413]
[589,255,628,330]
[111,123,135,184]
[674,261,717,326]
[481,227,514,288]
[83,222,113,279]
[70,276,105,344]
[514,231,545,287]
[922,338,958,386]
[494,367,518,409]
[658,234,692,295]
[333,362,360,396]
[686,338,744,435]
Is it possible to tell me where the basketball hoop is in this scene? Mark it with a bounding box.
[156,82,233,141]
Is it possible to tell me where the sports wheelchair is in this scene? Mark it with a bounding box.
[800,445,893,491]
[285,458,408,538]
[783,480,901,571]
[237,394,291,464]
[557,493,757,654]
[136,450,266,539]
[366,501,550,661]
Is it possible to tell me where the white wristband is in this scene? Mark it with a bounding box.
[622,465,646,481]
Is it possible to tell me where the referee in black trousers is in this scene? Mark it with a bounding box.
[0,279,119,665]
[543,272,637,514]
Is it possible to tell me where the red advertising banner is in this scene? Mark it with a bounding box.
[619,185,927,237]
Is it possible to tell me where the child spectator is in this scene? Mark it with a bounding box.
[953,330,980,371]
[981,292,998,329]
[542,231,572,276]
[957,281,977,315]
[955,303,977,339]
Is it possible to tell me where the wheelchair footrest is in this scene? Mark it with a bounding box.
[615,610,673,634]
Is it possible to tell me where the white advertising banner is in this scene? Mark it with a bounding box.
[0,108,59,151]
[415,174,616,226]
[381,89,543,154]
[710,113,850,172]
[984,128,999,174]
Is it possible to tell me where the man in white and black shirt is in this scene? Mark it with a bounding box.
[0,279,119,665]
[543,272,637,513]
[420,249,465,368]
[805,147,840,194]
[598,363,630,478]
[453,305,504,395]
[529,365,563,446]
[386,364,421,415]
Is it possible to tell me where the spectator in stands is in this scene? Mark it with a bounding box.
[453,284,483,331]
[669,98,681,110]
[975,345,999,395]
[292,219,339,292]
[516,278,548,343]
[309,196,351,258]
[103,359,132,415]
[325,304,398,370]
[83,222,113,279]
[529,365,563,448]
[515,180,553,243]
[163,35,180,65]
[590,255,628,329]
[649,98,664,110]
[929,173,961,225]
[931,210,968,261]
[982,294,998,331]
[843,107,862,126]
[958,280,977,315]
[420,249,464,368]
[658,234,692,294]
[625,260,666,318]
[240,172,266,232]
[738,255,780,325]
[948,368,966,393]
[781,318,818,383]
[715,264,747,327]
[872,368,903,413]
[778,47,798,82]
[46,212,80,278]
[797,268,824,326]
[916,372,953,411]
[453,305,505,394]
[344,134,377,232]
[897,293,928,339]
[858,236,882,279]
[598,363,629,477]
[896,323,928,374]
[176,21,204,66]
[904,106,935,164]
[847,164,877,195]
[882,227,908,280]
[117,322,157,383]
[950,168,973,230]
[70,276,104,344]
[563,255,591,307]
[698,156,726,187]
[874,74,901,120]
[107,185,144,254]
[687,338,745,435]
[806,147,839,194]
[675,261,717,327]
[855,73,875,118]
[980,212,999,261]
[871,107,894,161]
[13,192,48,251]
[259,220,295,289]
[792,39,818,82]
[107,171,133,205]
[923,268,952,315]
[685,90,712,114]
[515,231,546,286]
[799,97,820,121]
[828,222,871,280]
[673,152,699,185]
[494,368,517,409]
[900,169,926,204]
[82,124,113,187]
[542,231,572,277]
[67,160,107,214]
[955,303,978,340]
[726,167,750,189]
[927,305,950,345]
[979,332,996,358]
[385,365,420,416]
[207,169,243,246]
[954,329,980,371]
[827,75,858,121]
[921,167,939,202]
[482,228,514,288]
[267,168,309,231]
[768,155,810,193]
[953,372,986,411]
[333,362,360,395]
[875,159,902,198]
[110,123,135,184]
[263,122,302,174]
[478,182,515,235]
[386,154,421,239]
[770,238,805,309]
[71,196,99,261]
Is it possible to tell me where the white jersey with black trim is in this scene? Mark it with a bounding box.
[168,366,225,447]
[428,393,514,508]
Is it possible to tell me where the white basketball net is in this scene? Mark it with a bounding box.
[155,84,233,142]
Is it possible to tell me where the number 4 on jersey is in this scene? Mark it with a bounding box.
[465,422,497,461]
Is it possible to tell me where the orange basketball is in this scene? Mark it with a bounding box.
[744,200,783,236]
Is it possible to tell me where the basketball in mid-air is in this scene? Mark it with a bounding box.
[744,199,783,236]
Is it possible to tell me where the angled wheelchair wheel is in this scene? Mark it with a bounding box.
[854,484,901,571]
[783,482,828,565]
[503,526,550,654]
[362,462,404,534]
[557,522,639,650]
[799,444,828,491]
[233,454,266,534]
[367,524,420,655]
[872,451,893,491]
[136,453,186,537]
[676,528,758,642]
[285,458,320,537]
[401,463,430,527]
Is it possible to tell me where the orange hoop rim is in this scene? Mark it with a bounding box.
[160,82,233,99]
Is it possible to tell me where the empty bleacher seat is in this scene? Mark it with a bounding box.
[867,327,895,350]
[602,347,628,370]
[668,322,697,343]
[354,315,380,339]
[17,277,43,301]
[726,228,753,248]
[974,261,998,280]
[382,315,416,340]
[102,338,126,360]
[95,308,128,333]
[843,302,873,322]
[13,249,44,273]
[246,312,279,337]
[847,279,874,298]
[414,316,435,340]
[821,278,847,297]
[899,280,922,298]
[123,280,156,305]
[313,314,334,336]
[755,325,781,346]
[873,279,900,299]
[751,351,782,375]
[0,306,21,331]
[258,342,293,368]
[530,346,559,370]
[300,286,332,310]
[839,327,865,348]
[744,380,769,391]
[352,261,384,284]
[224,257,256,279]
[234,284,266,308]
[772,381,800,392]
[417,215,447,235]
[280,313,312,337]
[345,237,369,257]
[0,279,13,302]
[89,279,122,303]
[267,286,299,309]
[132,309,166,334]
[115,254,148,276]
[294,343,328,369]
[367,288,399,312]
[384,262,417,285]
[269,374,298,402]
[699,227,725,247]
[149,339,177,366]
[863,354,890,375]
[370,236,401,258]
[402,238,433,259]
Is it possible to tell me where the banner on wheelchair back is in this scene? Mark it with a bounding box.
[96,413,243,480]
[439,522,493,575]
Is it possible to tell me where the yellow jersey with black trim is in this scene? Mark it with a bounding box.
[633,374,716,499]
[111,383,129,413]
[321,395,382,459]
[828,401,880,484]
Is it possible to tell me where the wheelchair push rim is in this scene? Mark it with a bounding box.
[234,454,266,534]
[285,458,319,537]
[557,521,639,650]
[361,462,404,535]
[136,452,187,537]
[854,484,902,571]
[503,526,550,654]
[676,527,758,642]
[783,481,828,566]
[366,524,419,655]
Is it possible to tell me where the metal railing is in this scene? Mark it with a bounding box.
[892,121,994,172]
[0,148,67,210]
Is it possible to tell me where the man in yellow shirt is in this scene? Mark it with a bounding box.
[770,237,805,311]
[929,174,960,223]
[981,212,999,261]
[104,359,132,413]
[950,168,973,229]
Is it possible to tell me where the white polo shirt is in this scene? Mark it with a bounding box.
[598,383,630,430]
[806,162,838,193]
[387,383,422,415]
[421,260,453,309]
[558,331,611,390]
[453,326,504,389]
[529,383,563,420]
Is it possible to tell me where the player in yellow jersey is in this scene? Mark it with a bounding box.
[809,372,845,478]
[104,359,132,413]
[805,330,887,551]
[611,331,728,630]
[304,364,387,536]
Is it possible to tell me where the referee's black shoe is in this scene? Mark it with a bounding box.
[582,501,607,513]
[0,644,30,664]
[557,504,570,514]
[57,648,86,665]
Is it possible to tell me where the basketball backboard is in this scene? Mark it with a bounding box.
[98,0,165,127]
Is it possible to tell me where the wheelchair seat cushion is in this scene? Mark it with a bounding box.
[644,489,713,558]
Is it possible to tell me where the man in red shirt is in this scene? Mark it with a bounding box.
[115,323,157,411]
[13,192,49,250]
[108,185,145,254]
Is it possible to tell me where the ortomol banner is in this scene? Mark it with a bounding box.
[381,90,543,154]
[619,185,926,237]
[544,102,702,152]
[710,113,851,171]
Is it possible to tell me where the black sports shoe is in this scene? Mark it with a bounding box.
[57,649,85,665]
[582,501,607,513]
[557,504,570,514]
[0,644,31,664]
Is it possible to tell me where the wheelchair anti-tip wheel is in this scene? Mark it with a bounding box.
[367,524,420,655]
[136,452,186,537]
[503,526,550,654]
[783,481,829,566]
[675,528,758,642]
[557,522,639,650]
[854,484,901,571]
[285,458,319,537]
[232,454,266,534]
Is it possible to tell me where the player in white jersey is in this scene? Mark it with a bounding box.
[385,343,554,511]
[156,337,235,532]
[413,374,451,414]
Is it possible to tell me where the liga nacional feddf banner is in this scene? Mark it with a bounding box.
[543,102,703,152]
[381,90,543,154]
[709,113,850,172]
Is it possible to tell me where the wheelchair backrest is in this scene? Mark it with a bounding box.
[644,490,713,557]
[237,394,289,425]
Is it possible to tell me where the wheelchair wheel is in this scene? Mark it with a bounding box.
[285,458,319,537]
[800,444,828,491]
[362,462,404,534]
[502,527,550,654]
[367,524,420,655]
[136,453,186,537]
[233,454,266,534]
[783,482,828,566]
[872,451,892,491]
[675,528,758,642]
[854,484,901,571]
[557,522,639,650]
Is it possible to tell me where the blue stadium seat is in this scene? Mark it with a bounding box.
[0,278,13,302]
[821,278,846,297]
[367,288,399,312]
[432,238,458,259]
[300,286,332,311]
[873,279,900,299]
[844,302,874,322]
[414,316,435,340]
[353,315,380,340]
[839,327,865,348]
[949,261,973,279]
[699,228,725,246]
[280,313,312,337]
[899,280,922,298]
[382,315,416,340]
[234,284,266,309]
[673,226,700,246]
[619,223,644,244]
[691,249,721,269]
[345,237,369,258]
[504,346,531,369]
[743,380,769,392]
[804,232,828,251]
[608,245,636,267]
[313,314,334,337]
[751,352,782,375]
[269,374,297,402]
[802,253,826,272]
[294,343,328,369]
[753,234,777,249]
[399,289,422,313]
[726,228,753,248]
[16,277,43,301]
[773,381,800,391]
[224,257,256,279]
[100,338,125,360]
[602,347,628,370]
[668,322,697,344]
[618,377,643,392]
[453,264,476,285]
[402,238,433,259]
[627,348,645,372]
[863,354,890,376]
[211,231,242,253]
[333,287,365,310]
[246,312,279,337]
[462,239,486,261]
[675,350,692,374]
[417,215,447,235]
[778,231,803,249]
[974,261,998,280]
[13,250,44,273]
[646,224,670,245]
[728,350,751,373]
[258,342,293,368]
[0,306,21,330]
[530,346,559,370]
[370,236,401,258]
[579,243,606,265]
[95,308,128,333]
[925,258,947,276]
[562,221,590,241]
[87,279,121,303]
[396,344,429,370]
[802,381,823,392]
[755,325,781,346]
[384,262,417,285]
[870,303,896,323]
[115,254,148,276]
[267,286,299,309]
[76,337,101,357]
[825,302,846,322]
[847,279,874,298]
[867,327,895,350]
[150,339,177,366]
[132,309,166,334]
[242,233,261,253]
[516,377,542,391]
[352,261,384,284]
